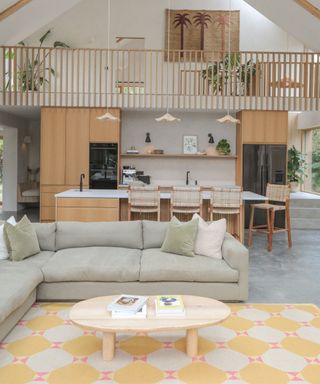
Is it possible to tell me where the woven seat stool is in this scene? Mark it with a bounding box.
[209,186,243,240]
[248,183,292,252]
[170,186,202,220]
[128,186,160,221]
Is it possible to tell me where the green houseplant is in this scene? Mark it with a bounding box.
[202,53,257,96]
[5,30,69,92]
[287,145,308,192]
[216,139,231,155]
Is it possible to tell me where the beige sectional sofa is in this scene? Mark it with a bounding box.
[0,220,248,341]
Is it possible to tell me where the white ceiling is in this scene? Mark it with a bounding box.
[309,0,320,8]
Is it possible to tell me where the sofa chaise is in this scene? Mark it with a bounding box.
[0,220,248,341]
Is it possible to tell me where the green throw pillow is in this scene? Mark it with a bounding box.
[4,215,40,261]
[161,216,198,257]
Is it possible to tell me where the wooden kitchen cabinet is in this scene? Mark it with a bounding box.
[240,111,288,144]
[40,108,66,185]
[89,108,120,143]
[65,108,90,186]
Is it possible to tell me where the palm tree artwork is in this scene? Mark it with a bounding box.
[213,13,232,52]
[192,12,212,50]
[173,12,192,52]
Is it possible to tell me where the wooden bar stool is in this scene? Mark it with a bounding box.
[128,186,160,221]
[170,186,202,220]
[209,187,243,240]
[248,183,292,252]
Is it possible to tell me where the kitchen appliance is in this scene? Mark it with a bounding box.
[243,144,287,227]
[122,166,137,185]
[89,143,118,189]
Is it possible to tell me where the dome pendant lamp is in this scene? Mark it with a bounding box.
[155,0,181,123]
[217,0,240,125]
[97,0,119,122]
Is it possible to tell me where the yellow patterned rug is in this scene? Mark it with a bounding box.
[0,303,320,384]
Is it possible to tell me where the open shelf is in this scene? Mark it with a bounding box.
[121,154,237,159]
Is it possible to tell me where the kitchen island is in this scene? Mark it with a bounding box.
[55,189,266,243]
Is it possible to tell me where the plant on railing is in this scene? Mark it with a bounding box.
[5,30,69,92]
[287,145,308,191]
[202,53,256,95]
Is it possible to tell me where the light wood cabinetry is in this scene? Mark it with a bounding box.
[240,111,288,144]
[40,107,121,222]
[235,111,288,186]
[89,108,120,143]
[56,197,119,222]
[65,108,90,186]
[40,108,66,185]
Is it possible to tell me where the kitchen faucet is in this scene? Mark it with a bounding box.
[186,171,190,185]
[79,173,85,192]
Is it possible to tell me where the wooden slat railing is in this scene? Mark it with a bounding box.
[0,46,319,111]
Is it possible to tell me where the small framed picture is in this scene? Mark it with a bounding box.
[183,135,198,154]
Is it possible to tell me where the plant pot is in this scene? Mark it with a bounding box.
[206,145,218,156]
[289,181,299,193]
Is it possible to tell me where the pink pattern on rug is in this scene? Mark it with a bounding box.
[191,355,206,362]
[72,356,88,363]
[216,341,228,349]
[99,371,113,380]
[269,342,282,349]
[51,342,63,349]
[248,356,263,363]
[164,370,177,379]
[133,356,147,362]
[163,341,174,348]
[227,371,240,380]
[33,372,48,381]
[13,356,28,364]
[288,372,304,381]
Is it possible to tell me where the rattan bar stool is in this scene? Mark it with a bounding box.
[170,186,202,220]
[209,186,243,240]
[128,186,160,221]
[248,183,292,252]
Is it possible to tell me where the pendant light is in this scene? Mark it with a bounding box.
[155,0,181,122]
[217,0,240,125]
[97,0,119,121]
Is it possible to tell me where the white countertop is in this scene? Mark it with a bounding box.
[55,189,266,201]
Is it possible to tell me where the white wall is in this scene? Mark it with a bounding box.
[0,111,29,210]
[25,0,304,52]
[298,112,320,130]
[121,111,236,186]
[1,128,18,211]
[28,120,40,174]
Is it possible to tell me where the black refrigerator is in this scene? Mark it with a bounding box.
[89,143,118,189]
[243,144,287,227]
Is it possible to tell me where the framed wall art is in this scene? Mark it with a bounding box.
[183,135,198,154]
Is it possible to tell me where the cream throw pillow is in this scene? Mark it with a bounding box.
[4,215,40,261]
[0,216,16,260]
[192,214,226,259]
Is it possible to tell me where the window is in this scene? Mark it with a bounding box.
[304,127,320,194]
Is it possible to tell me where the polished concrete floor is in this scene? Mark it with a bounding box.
[247,229,320,306]
[1,207,319,306]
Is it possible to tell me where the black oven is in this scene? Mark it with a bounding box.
[89,143,118,189]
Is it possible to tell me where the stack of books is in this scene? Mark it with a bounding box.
[107,295,148,319]
[155,295,185,317]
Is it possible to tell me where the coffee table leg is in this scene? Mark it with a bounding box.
[103,332,115,361]
[186,328,198,357]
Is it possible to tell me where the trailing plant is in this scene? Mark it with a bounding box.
[5,30,69,92]
[216,139,231,155]
[202,53,256,95]
[287,145,308,184]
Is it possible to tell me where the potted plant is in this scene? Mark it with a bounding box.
[287,145,308,192]
[202,53,257,96]
[5,30,69,92]
[216,139,231,155]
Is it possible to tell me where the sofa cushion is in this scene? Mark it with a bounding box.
[161,216,198,257]
[33,223,56,251]
[42,247,141,282]
[4,216,40,261]
[17,251,54,268]
[56,221,143,250]
[0,262,43,323]
[140,248,239,282]
[142,220,168,249]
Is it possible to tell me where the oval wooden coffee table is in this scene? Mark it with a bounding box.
[70,295,230,361]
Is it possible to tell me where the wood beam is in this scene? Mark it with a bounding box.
[0,0,32,22]
[295,0,320,20]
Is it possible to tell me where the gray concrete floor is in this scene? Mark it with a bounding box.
[1,207,319,306]
[246,229,320,306]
